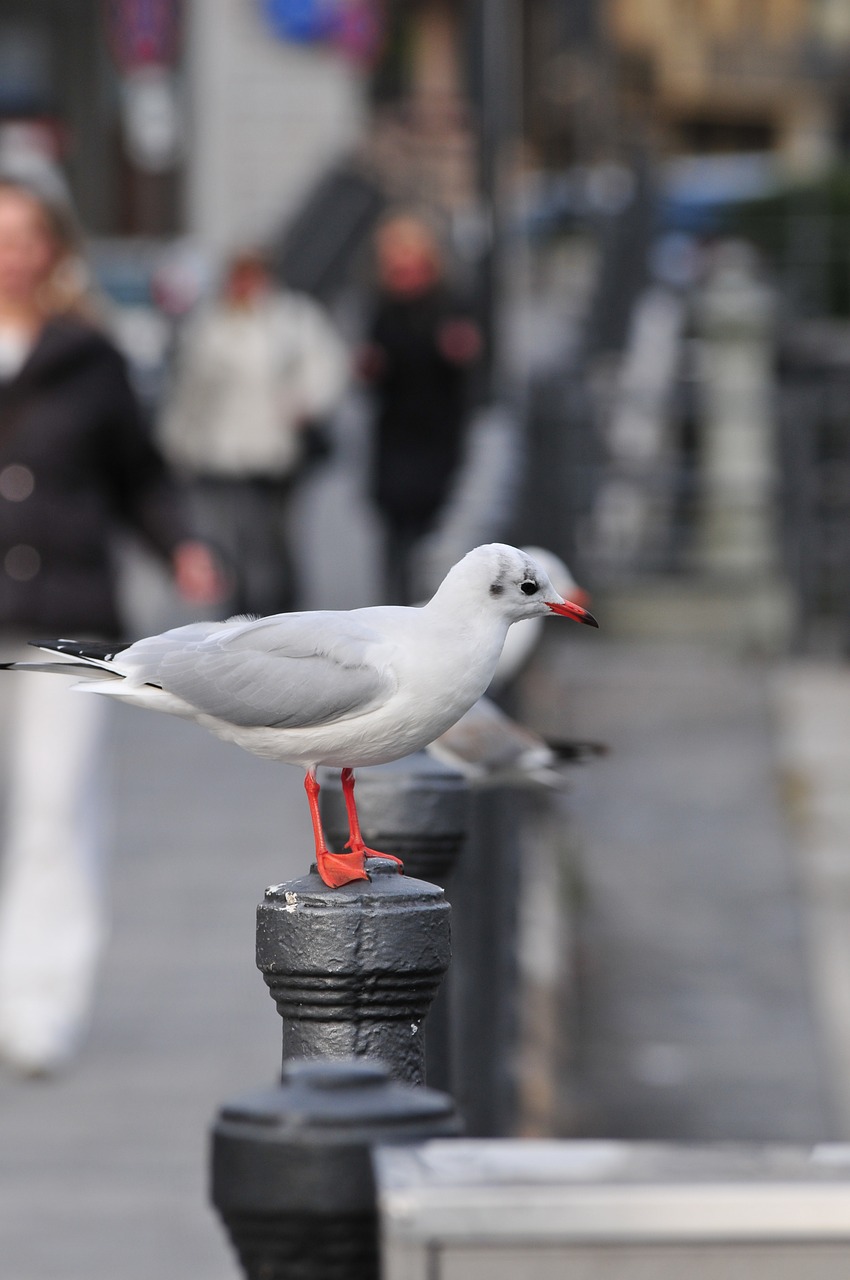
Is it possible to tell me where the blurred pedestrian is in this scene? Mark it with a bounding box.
[361,212,483,603]
[160,250,350,616]
[0,176,221,1075]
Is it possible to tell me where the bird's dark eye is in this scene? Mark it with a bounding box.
[520,579,538,596]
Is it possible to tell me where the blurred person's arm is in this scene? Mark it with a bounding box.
[171,538,226,604]
[356,341,387,383]
[435,316,482,366]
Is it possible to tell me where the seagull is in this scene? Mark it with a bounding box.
[0,544,597,887]
[427,696,607,787]
[492,546,589,690]
[427,546,602,786]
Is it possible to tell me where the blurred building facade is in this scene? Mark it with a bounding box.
[604,0,850,171]
[516,0,850,178]
[0,0,367,250]
[6,3,850,246]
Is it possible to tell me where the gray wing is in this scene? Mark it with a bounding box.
[120,612,397,728]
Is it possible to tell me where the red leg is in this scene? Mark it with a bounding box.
[341,767,404,871]
[304,768,369,887]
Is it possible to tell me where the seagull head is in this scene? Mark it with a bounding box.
[435,544,598,627]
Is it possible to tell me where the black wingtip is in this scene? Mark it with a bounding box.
[546,738,609,762]
[29,637,130,661]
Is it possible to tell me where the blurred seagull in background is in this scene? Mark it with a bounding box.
[427,696,606,787]
[1,544,597,887]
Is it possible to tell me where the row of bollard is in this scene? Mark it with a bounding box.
[206,750,850,1279]
[204,752,478,1274]
[321,753,531,1128]
[208,752,538,1278]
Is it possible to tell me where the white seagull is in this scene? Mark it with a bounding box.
[492,546,589,690]
[427,547,599,786]
[1,543,597,887]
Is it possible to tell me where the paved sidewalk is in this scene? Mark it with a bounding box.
[0,705,312,1280]
[524,632,835,1142]
[772,661,850,1138]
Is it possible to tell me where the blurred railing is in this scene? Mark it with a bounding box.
[777,320,850,652]
[517,247,785,601]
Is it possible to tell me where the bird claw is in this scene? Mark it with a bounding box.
[344,839,404,870]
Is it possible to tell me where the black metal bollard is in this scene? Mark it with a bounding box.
[211,1058,459,1280]
[318,754,470,884]
[319,754,535,1134]
[319,754,469,1092]
[257,859,451,1086]
[449,787,526,1135]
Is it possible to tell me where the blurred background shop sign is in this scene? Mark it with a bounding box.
[103,0,183,173]
[259,0,384,64]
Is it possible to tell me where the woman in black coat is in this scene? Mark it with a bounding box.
[0,176,219,1075]
[0,311,210,633]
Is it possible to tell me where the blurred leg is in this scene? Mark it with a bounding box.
[238,480,296,616]
[186,479,241,617]
[383,520,422,605]
[0,671,108,1073]
[192,478,297,616]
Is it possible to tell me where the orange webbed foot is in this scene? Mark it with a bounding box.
[315,847,370,888]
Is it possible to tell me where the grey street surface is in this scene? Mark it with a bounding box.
[0,705,308,1280]
[525,633,835,1143]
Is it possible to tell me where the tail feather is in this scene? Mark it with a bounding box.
[31,637,130,663]
[1,637,131,678]
[0,661,121,679]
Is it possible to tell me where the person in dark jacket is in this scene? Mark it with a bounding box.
[0,175,220,1075]
[361,213,483,603]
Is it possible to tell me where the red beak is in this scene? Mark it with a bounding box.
[547,598,599,627]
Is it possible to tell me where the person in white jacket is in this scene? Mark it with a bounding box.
[160,251,349,614]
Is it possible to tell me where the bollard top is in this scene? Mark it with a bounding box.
[211,1059,460,1216]
[283,1060,389,1090]
[217,1058,459,1136]
[263,862,449,906]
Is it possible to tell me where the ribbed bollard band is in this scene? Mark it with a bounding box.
[263,970,443,1021]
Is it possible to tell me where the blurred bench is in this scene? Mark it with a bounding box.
[376,1140,850,1279]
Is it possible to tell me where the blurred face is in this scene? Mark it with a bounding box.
[376,218,441,297]
[225,259,269,306]
[0,189,60,305]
